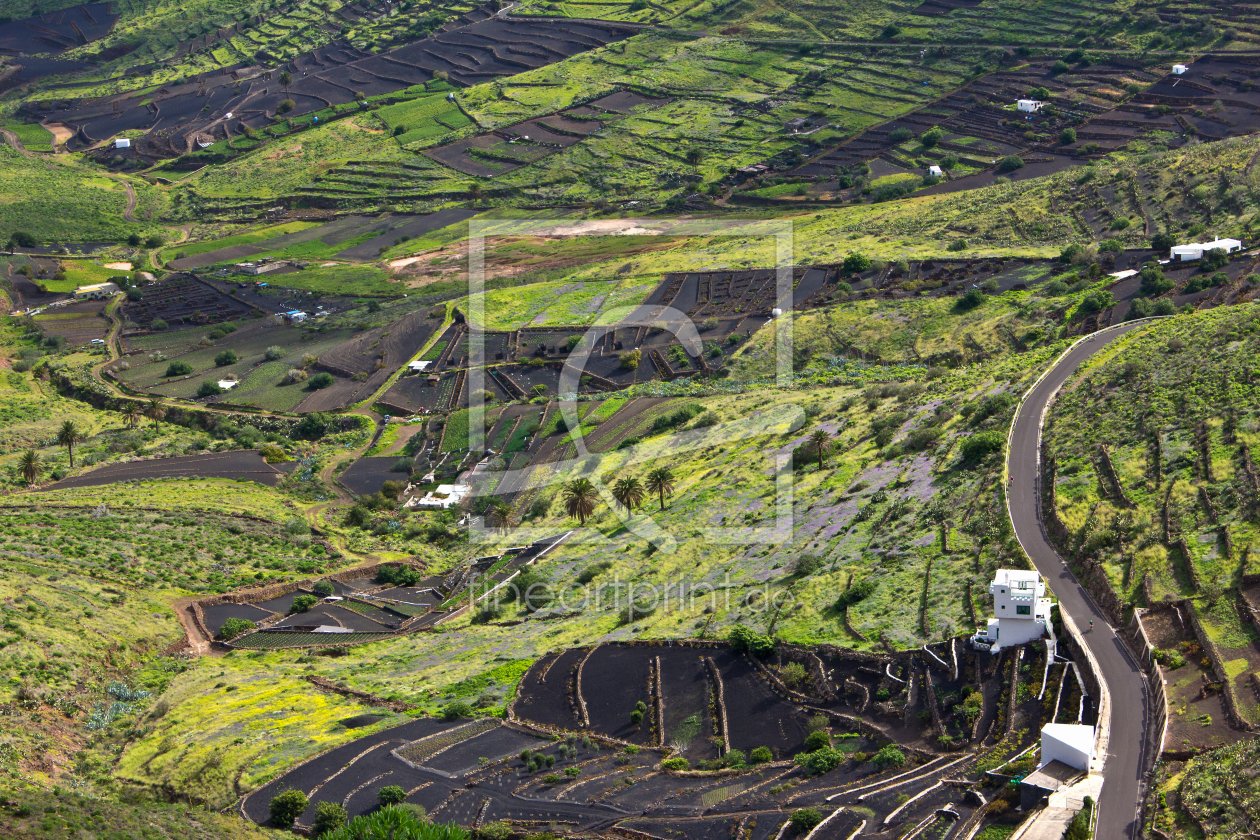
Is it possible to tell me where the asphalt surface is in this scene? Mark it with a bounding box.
[1006,322,1152,840]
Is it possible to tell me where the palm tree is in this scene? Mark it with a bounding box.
[685,148,702,173]
[611,477,645,513]
[144,397,166,428]
[562,478,599,525]
[122,402,142,430]
[279,70,292,92]
[645,466,675,512]
[18,450,42,486]
[486,500,515,535]
[809,429,832,471]
[56,420,83,468]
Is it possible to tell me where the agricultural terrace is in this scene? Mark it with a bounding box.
[1044,304,1260,731]
[233,636,1082,840]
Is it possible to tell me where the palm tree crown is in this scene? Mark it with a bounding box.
[145,398,166,427]
[645,466,676,511]
[611,477,645,513]
[562,478,599,525]
[57,420,83,468]
[486,500,515,535]
[18,449,42,486]
[809,429,832,471]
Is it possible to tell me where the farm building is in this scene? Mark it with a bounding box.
[406,360,432,373]
[1040,724,1095,772]
[1172,64,1187,75]
[971,568,1051,651]
[235,260,283,275]
[217,380,238,390]
[1170,238,1242,261]
[1016,99,1044,113]
[273,310,308,324]
[408,483,470,509]
[928,164,944,177]
[73,282,120,300]
[114,138,131,149]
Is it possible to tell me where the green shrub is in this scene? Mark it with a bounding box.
[1059,127,1076,145]
[729,626,775,657]
[217,617,255,640]
[290,594,318,613]
[443,700,472,720]
[795,747,844,774]
[750,746,773,763]
[790,809,823,832]
[265,345,286,361]
[378,785,407,806]
[165,360,192,377]
[961,431,1004,460]
[309,372,335,389]
[314,801,348,835]
[842,253,871,273]
[870,745,906,770]
[269,789,308,827]
[313,581,335,596]
[835,579,875,609]
[803,730,831,752]
[661,756,689,771]
[996,155,1024,173]
[947,239,968,252]
[197,381,222,398]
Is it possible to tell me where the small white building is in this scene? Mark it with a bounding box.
[74,282,120,300]
[928,164,944,177]
[1172,64,1187,75]
[1017,99,1044,113]
[236,260,283,275]
[115,138,131,149]
[217,379,238,390]
[1040,723,1095,772]
[408,483,470,510]
[972,568,1052,651]
[1170,238,1243,261]
[406,360,432,373]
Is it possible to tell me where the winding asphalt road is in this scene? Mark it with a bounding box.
[1006,322,1153,840]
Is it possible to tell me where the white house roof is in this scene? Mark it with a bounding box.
[312,625,353,634]
[115,138,131,148]
[217,380,238,390]
[407,360,432,371]
[1042,723,1095,755]
[994,569,1040,586]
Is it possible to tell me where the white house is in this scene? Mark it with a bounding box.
[217,379,238,390]
[1170,238,1243,261]
[115,138,131,149]
[406,360,432,373]
[1040,723,1095,772]
[74,282,120,300]
[1017,99,1044,113]
[928,164,944,177]
[971,568,1052,651]
[408,483,470,510]
[1172,64,1187,75]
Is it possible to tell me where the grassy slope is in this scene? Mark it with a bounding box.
[0,147,165,243]
[111,287,1076,807]
[1044,304,1260,725]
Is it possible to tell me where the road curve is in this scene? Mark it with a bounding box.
[1006,322,1153,840]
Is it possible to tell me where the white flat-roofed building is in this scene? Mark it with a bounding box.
[1170,238,1242,261]
[972,568,1052,651]
[1017,99,1044,112]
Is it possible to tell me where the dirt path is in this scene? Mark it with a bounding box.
[172,595,217,657]
[0,128,31,157]
[118,178,137,223]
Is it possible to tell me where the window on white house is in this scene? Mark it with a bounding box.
[1016,605,1031,616]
